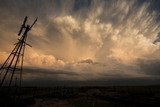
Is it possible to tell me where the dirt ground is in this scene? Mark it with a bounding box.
[29,99,72,107]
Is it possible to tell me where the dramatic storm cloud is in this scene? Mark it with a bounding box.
[0,0,160,85]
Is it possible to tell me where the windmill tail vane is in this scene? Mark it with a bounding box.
[0,16,37,90]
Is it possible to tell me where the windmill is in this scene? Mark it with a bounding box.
[0,16,37,90]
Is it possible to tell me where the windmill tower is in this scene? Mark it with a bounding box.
[0,16,37,90]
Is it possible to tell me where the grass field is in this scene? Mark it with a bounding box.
[0,85,160,107]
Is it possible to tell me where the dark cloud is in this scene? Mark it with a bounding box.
[73,0,91,11]
[23,77,160,87]
[153,32,160,44]
[23,67,78,76]
[149,0,160,21]
[138,59,160,76]
[79,59,94,64]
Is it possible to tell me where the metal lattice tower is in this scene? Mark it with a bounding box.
[0,16,37,89]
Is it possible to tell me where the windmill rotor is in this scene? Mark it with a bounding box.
[30,17,38,29]
[18,16,28,36]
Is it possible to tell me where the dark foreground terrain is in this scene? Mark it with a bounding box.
[0,85,160,107]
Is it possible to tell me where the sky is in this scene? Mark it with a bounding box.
[0,0,160,86]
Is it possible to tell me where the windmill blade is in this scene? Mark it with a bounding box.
[30,17,38,29]
[18,16,28,36]
[22,16,28,26]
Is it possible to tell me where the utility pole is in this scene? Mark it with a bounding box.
[0,16,37,91]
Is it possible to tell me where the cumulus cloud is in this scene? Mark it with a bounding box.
[0,51,9,64]
[0,0,160,84]
[23,48,65,68]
